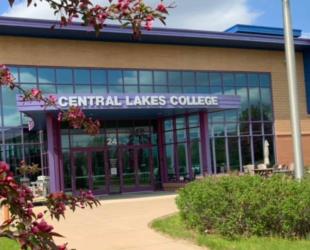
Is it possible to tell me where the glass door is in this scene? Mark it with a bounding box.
[137,147,153,188]
[107,147,121,194]
[91,150,107,194]
[72,151,90,192]
[122,147,136,190]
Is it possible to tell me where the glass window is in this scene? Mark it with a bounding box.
[164,119,173,130]
[123,70,138,85]
[39,84,56,93]
[252,123,262,135]
[196,72,209,85]
[248,73,260,86]
[177,129,186,142]
[4,145,23,175]
[91,69,107,84]
[92,85,107,94]
[20,67,37,83]
[109,85,123,93]
[196,86,209,93]
[236,87,248,112]
[176,117,185,129]
[260,73,271,87]
[235,73,247,86]
[225,110,238,122]
[75,69,90,84]
[214,138,227,173]
[209,73,221,85]
[20,84,37,90]
[4,128,22,144]
[75,85,91,93]
[169,86,182,93]
[183,86,196,93]
[139,71,153,85]
[224,86,235,96]
[253,136,264,164]
[168,71,181,85]
[2,88,20,126]
[188,115,199,127]
[228,137,240,171]
[240,123,249,135]
[23,129,39,143]
[241,136,252,166]
[165,131,174,143]
[57,85,74,94]
[154,85,168,93]
[165,144,175,180]
[261,87,273,121]
[154,71,167,84]
[264,123,273,135]
[213,124,225,137]
[124,85,138,93]
[249,87,261,121]
[182,72,195,85]
[211,112,224,123]
[189,127,200,139]
[9,67,19,82]
[191,140,201,175]
[139,86,153,93]
[210,86,222,95]
[222,73,234,85]
[178,143,189,178]
[56,69,72,84]
[226,123,238,136]
[108,70,123,85]
[38,68,55,83]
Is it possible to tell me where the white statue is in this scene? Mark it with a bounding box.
[264,140,270,166]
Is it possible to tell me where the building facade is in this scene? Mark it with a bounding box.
[0,17,310,194]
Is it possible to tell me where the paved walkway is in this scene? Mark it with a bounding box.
[42,192,205,250]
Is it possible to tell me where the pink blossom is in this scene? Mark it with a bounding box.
[48,95,57,105]
[31,88,42,98]
[156,3,168,14]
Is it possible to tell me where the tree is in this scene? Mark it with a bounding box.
[1,1,172,249]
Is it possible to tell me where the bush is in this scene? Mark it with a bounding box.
[176,175,310,239]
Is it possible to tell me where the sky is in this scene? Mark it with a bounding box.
[0,0,309,37]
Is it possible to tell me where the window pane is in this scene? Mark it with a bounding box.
[209,73,221,85]
[4,145,23,175]
[123,70,138,85]
[213,124,225,136]
[248,73,259,86]
[225,110,238,122]
[154,71,167,84]
[215,138,227,173]
[39,84,56,93]
[260,74,271,87]
[240,123,249,135]
[23,129,39,143]
[236,87,249,115]
[235,73,247,86]
[176,117,185,129]
[241,136,252,166]
[168,71,181,85]
[188,115,199,127]
[196,86,209,93]
[222,73,234,85]
[211,112,224,123]
[9,67,19,82]
[196,72,209,85]
[249,87,261,121]
[210,86,222,95]
[165,144,176,181]
[165,131,173,143]
[224,86,235,95]
[177,129,186,142]
[252,123,262,135]
[169,86,182,93]
[183,86,196,93]
[264,123,273,134]
[189,127,200,139]
[264,136,275,164]
[91,70,107,84]
[38,68,55,83]
[164,119,173,130]
[178,143,189,178]
[261,87,273,121]
[75,85,91,93]
[124,85,138,93]
[154,86,168,93]
[228,137,240,171]
[191,140,201,175]
[253,136,263,164]
[75,69,90,84]
[56,69,72,84]
[57,85,73,94]
[20,67,37,83]
[226,123,238,136]
[182,72,195,85]
[109,85,123,93]
[4,128,22,144]
[2,88,20,126]
[139,86,153,93]
[92,85,107,94]
[139,71,153,85]
[108,70,123,85]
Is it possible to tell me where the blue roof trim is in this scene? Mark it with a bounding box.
[0,17,309,51]
[226,24,302,38]
[303,50,310,113]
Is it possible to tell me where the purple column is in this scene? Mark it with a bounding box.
[46,114,61,192]
[199,112,212,175]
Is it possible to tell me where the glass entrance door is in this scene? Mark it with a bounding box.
[107,147,121,194]
[120,145,153,192]
[72,151,90,192]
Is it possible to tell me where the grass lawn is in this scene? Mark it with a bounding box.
[151,214,310,250]
[0,237,19,250]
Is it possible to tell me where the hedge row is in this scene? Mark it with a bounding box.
[176,175,310,239]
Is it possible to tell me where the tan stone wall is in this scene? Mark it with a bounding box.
[0,36,309,164]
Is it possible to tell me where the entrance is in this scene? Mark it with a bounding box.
[71,145,153,194]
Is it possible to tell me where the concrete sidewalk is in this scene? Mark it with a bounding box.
[42,192,204,250]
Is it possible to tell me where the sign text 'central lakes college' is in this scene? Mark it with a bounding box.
[57,95,219,108]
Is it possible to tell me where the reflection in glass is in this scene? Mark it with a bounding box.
[75,85,91,94]
[182,72,195,84]
[39,84,56,93]
[176,129,186,142]
[92,151,106,191]
[165,131,173,143]
[91,70,107,84]
[108,70,123,85]
[178,143,188,178]
[154,71,167,84]
[56,69,72,84]
[123,70,138,85]
[140,86,153,93]
[57,85,73,94]
[20,67,37,83]
[139,71,153,85]
[196,72,209,85]
[137,148,151,186]
[209,73,221,85]
[38,68,55,83]
[223,73,234,85]
[241,136,252,166]
[235,73,247,86]
[253,136,263,164]
[124,85,138,93]
[63,150,71,190]
[92,85,107,94]
[168,71,181,85]
[214,138,226,173]
[108,147,121,193]
[2,88,20,126]
[74,152,89,190]
[122,148,135,189]
[191,139,201,176]
[248,73,259,86]
[228,137,240,171]
[75,69,90,84]
[165,144,175,180]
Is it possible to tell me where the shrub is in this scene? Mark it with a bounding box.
[176,175,310,239]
